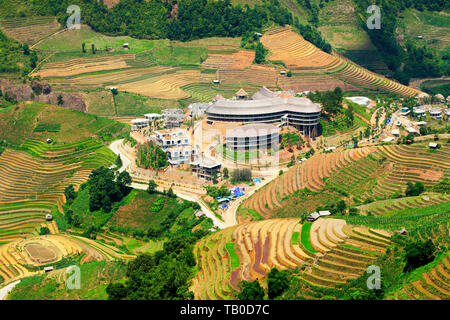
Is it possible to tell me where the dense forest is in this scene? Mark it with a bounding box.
[19,0,292,41]
[354,0,449,84]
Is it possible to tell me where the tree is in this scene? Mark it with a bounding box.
[404,239,436,272]
[223,167,229,179]
[23,44,30,55]
[64,184,76,204]
[286,70,292,77]
[82,42,86,53]
[147,180,157,194]
[106,283,127,300]
[267,268,289,299]
[405,181,424,197]
[91,43,96,54]
[115,154,122,168]
[254,42,267,64]
[39,226,50,235]
[405,133,414,145]
[167,187,176,198]
[57,94,64,106]
[117,171,132,188]
[237,280,265,300]
[337,200,347,213]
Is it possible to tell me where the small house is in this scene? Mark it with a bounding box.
[44,266,54,273]
[45,214,53,221]
[306,212,320,222]
[279,70,286,75]
[391,129,399,136]
[46,138,52,144]
[429,107,442,119]
[428,142,438,149]
[123,43,129,49]
[213,79,220,84]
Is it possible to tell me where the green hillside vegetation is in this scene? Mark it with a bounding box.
[7,261,127,300]
[108,190,213,239]
[0,102,129,146]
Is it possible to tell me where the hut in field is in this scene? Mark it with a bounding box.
[235,88,248,100]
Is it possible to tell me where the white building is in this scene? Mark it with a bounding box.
[154,128,190,149]
[413,106,426,117]
[166,146,195,166]
[406,126,418,134]
[131,118,150,131]
[429,107,442,119]
[346,96,371,107]
[154,128,195,166]
[144,113,163,122]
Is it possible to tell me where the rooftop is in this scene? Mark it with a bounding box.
[207,96,321,116]
[235,88,248,97]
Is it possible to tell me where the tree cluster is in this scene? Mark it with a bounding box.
[231,168,252,183]
[137,142,168,170]
[87,167,132,212]
[29,0,292,42]
[405,181,425,197]
[107,234,200,300]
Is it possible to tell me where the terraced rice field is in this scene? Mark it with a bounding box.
[115,69,216,99]
[390,252,450,300]
[278,73,357,92]
[372,144,450,199]
[191,218,391,299]
[0,138,115,243]
[241,143,450,218]
[0,16,60,45]
[0,234,133,286]
[217,65,279,87]
[241,147,378,218]
[201,50,255,69]
[46,66,176,88]
[359,194,450,216]
[261,27,422,97]
[324,152,386,200]
[33,54,136,78]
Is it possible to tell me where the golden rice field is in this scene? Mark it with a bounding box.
[32,54,135,78]
[0,16,60,45]
[0,234,134,285]
[261,27,423,97]
[0,138,115,244]
[240,143,450,219]
[191,218,392,299]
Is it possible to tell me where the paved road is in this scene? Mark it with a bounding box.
[0,280,20,300]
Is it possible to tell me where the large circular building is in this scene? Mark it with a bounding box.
[205,87,322,137]
[225,123,279,151]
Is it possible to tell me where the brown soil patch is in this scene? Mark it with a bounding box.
[24,242,58,264]
[408,168,443,182]
[202,50,255,69]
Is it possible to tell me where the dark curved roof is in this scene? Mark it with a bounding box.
[206,96,321,116]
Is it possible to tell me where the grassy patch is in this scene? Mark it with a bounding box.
[300,222,318,253]
[226,243,240,269]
